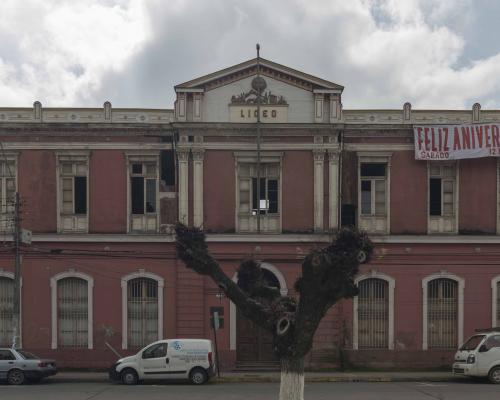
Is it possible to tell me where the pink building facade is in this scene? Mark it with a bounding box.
[0,59,499,370]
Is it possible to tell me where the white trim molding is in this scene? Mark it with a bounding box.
[50,270,94,350]
[121,270,164,350]
[125,152,161,233]
[422,271,464,350]
[229,262,288,351]
[353,271,395,350]
[492,275,500,327]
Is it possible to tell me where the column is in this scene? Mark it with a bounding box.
[177,149,189,224]
[313,149,325,232]
[192,149,205,227]
[328,150,340,230]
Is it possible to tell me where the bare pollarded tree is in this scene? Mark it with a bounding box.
[175,223,373,400]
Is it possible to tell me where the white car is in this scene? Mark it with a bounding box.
[109,339,216,385]
[453,329,500,383]
[0,348,57,385]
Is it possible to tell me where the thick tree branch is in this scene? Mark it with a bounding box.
[175,223,273,330]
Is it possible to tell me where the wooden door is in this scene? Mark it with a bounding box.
[236,269,280,362]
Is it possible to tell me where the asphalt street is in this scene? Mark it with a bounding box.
[1,381,500,400]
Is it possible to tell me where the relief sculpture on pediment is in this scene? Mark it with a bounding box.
[231,90,287,106]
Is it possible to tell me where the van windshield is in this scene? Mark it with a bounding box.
[460,335,486,351]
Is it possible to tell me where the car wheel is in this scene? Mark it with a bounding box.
[120,368,138,385]
[7,369,25,385]
[488,366,500,384]
[189,368,208,385]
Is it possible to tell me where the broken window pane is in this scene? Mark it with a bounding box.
[146,179,156,213]
[74,176,87,214]
[132,163,142,174]
[361,163,386,177]
[131,176,144,214]
[429,178,442,216]
[361,180,372,215]
[268,179,278,213]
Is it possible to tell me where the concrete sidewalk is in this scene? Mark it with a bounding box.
[50,371,462,384]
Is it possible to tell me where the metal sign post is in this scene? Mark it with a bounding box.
[212,311,221,378]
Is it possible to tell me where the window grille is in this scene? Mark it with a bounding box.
[497,281,500,326]
[0,277,13,346]
[127,278,158,348]
[427,278,458,348]
[57,278,88,348]
[357,278,389,349]
[0,160,16,232]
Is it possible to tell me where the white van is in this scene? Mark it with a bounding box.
[453,329,500,383]
[109,339,215,385]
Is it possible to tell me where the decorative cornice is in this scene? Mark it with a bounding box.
[8,233,500,245]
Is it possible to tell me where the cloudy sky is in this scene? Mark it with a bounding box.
[1,0,500,110]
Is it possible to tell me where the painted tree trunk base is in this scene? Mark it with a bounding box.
[279,357,305,400]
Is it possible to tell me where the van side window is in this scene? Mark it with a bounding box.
[484,335,500,351]
[142,343,168,359]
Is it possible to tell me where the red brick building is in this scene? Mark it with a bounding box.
[0,58,499,370]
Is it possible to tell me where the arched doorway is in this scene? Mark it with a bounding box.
[236,269,280,363]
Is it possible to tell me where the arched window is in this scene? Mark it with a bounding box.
[57,278,89,348]
[127,278,158,348]
[357,278,389,349]
[51,271,93,349]
[0,276,14,346]
[121,271,164,350]
[492,276,500,327]
[353,272,395,350]
[427,278,458,349]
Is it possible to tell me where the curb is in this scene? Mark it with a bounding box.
[49,373,460,384]
[215,375,460,384]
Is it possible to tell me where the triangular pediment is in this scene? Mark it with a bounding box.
[175,58,343,93]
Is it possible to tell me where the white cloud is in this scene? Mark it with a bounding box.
[0,0,500,109]
[0,0,151,106]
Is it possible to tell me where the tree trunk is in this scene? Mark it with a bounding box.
[279,357,305,400]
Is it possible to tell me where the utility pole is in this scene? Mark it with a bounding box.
[11,191,21,349]
[256,43,262,233]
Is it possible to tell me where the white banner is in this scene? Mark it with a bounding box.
[414,124,500,160]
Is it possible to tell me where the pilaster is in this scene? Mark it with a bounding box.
[192,149,205,227]
[328,149,340,230]
[177,148,190,224]
[313,147,326,232]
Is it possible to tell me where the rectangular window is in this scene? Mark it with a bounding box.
[130,163,157,215]
[429,164,456,217]
[128,156,159,233]
[360,163,386,216]
[251,177,279,215]
[236,159,281,233]
[57,156,88,233]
